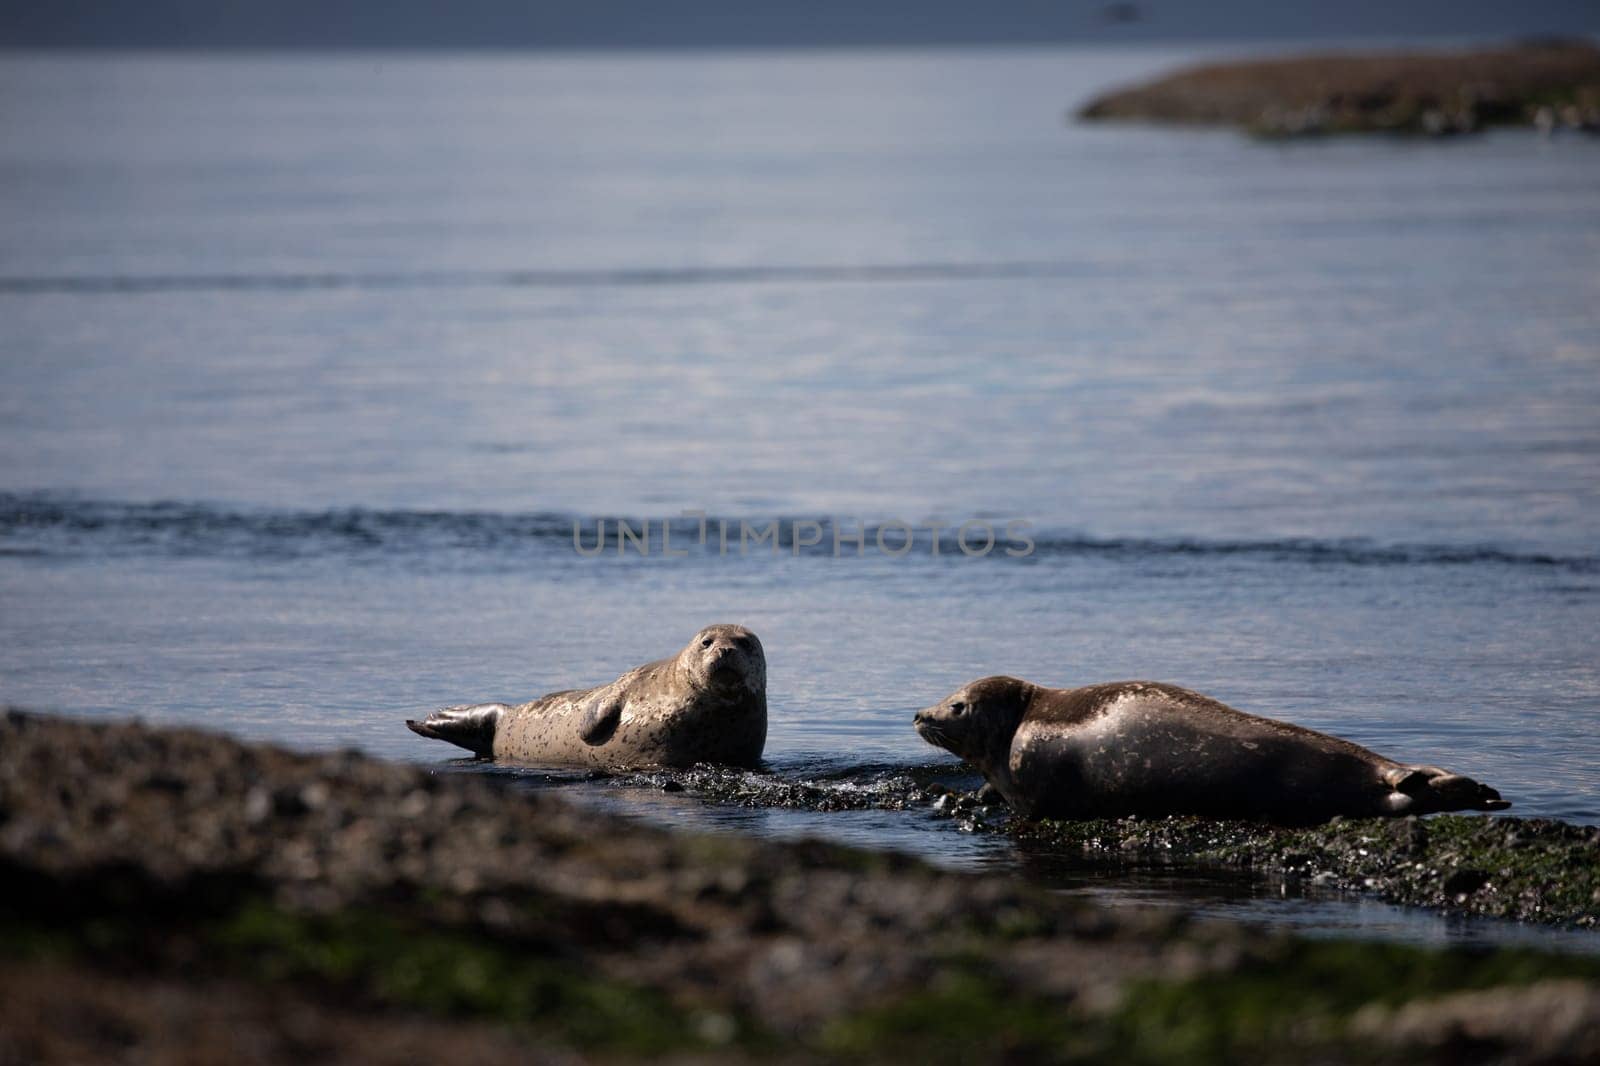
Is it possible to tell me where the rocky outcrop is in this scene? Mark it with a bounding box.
[3,709,1599,1064]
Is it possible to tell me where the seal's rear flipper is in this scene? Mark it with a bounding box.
[406,703,507,758]
[1384,765,1510,814]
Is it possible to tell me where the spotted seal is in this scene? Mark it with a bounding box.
[407,624,766,769]
[915,677,1508,824]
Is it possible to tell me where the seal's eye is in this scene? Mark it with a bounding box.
[701,638,714,648]
[736,637,753,649]
[950,701,967,715]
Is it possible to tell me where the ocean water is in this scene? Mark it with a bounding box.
[2,47,1598,951]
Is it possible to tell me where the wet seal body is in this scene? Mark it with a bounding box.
[407,625,766,769]
[915,677,1509,825]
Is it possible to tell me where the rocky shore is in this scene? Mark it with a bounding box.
[640,763,1600,928]
[1011,810,1600,927]
[4,709,1600,1064]
[1077,40,1600,137]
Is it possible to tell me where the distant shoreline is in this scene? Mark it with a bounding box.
[1078,39,1600,137]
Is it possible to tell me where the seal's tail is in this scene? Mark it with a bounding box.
[1385,764,1510,815]
[405,703,507,758]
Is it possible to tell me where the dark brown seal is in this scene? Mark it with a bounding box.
[915,677,1509,824]
[407,624,766,769]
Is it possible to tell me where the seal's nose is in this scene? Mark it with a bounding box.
[708,644,740,674]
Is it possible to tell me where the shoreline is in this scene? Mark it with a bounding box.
[5,709,1600,1062]
[1077,40,1600,137]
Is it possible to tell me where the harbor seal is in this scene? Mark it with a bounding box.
[407,624,766,769]
[915,677,1509,824]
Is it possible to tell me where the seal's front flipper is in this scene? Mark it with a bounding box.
[406,703,507,758]
[1384,764,1510,814]
[578,699,623,746]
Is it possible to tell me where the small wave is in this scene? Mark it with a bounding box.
[2,492,1593,574]
[0,493,571,562]
[1025,531,1595,571]
[0,260,1104,297]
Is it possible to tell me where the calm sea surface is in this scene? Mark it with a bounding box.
[2,47,1597,951]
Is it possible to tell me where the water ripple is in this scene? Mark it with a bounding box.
[0,260,1114,296]
[3,492,1593,573]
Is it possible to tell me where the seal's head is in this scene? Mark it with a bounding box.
[915,676,1031,767]
[678,624,766,696]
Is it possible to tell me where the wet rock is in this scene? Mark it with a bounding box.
[1395,816,1429,858]
[1012,811,1600,927]
[138,772,187,796]
[1443,868,1491,897]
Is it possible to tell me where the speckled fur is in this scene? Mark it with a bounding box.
[915,676,1507,825]
[415,625,767,770]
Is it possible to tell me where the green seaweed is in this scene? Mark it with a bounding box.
[1108,939,1600,1062]
[0,895,737,1055]
[820,966,1090,1064]
[211,902,714,1053]
[822,941,1600,1065]
[7,877,1600,1063]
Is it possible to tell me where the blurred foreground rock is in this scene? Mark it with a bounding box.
[2,709,1598,1064]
